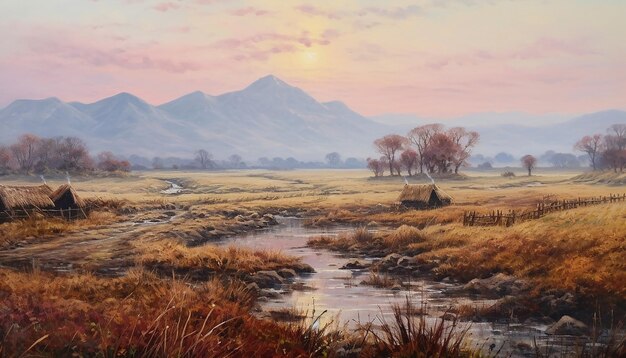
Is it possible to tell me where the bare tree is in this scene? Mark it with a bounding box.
[229,154,243,168]
[325,152,341,167]
[10,134,41,172]
[374,134,407,176]
[0,146,12,173]
[447,127,480,174]
[399,149,418,176]
[521,155,537,176]
[608,124,626,150]
[407,124,443,173]
[195,149,213,169]
[152,157,164,170]
[366,158,385,177]
[97,151,130,172]
[56,137,91,170]
[574,134,603,170]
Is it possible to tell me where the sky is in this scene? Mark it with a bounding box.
[0,0,625,117]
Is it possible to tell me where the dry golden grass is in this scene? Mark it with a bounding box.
[419,203,626,300]
[0,211,117,249]
[0,267,343,357]
[133,239,311,275]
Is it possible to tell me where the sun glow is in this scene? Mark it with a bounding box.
[301,49,319,66]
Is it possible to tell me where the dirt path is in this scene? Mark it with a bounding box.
[0,210,183,276]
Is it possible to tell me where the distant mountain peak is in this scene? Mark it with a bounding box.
[245,74,291,91]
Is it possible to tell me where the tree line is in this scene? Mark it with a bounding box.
[0,134,130,174]
[574,124,626,172]
[367,124,480,177]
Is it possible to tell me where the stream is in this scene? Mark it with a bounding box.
[217,217,596,357]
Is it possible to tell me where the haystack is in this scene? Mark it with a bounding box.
[397,184,452,209]
[50,184,85,210]
[0,184,55,212]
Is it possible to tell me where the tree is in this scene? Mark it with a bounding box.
[574,134,603,170]
[494,152,515,164]
[602,134,626,172]
[407,124,443,173]
[195,149,213,169]
[56,136,91,170]
[521,155,537,176]
[399,149,418,176]
[422,133,459,173]
[152,157,164,170]
[0,146,12,173]
[374,134,407,176]
[97,151,130,172]
[10,134,41,172]
[447,127,479,174]
[229,154,243,168]
[325,152,342,167]
[548,153,580,168]
[608,124,626,150]
[366,158,385,177]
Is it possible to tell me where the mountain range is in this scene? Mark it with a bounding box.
[0,75,625,161]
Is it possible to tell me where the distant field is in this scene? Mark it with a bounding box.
[2,168,622,210]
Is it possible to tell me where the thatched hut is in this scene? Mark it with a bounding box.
[50,184,85,211]
[397,184,452,209]
[0,184,55,218]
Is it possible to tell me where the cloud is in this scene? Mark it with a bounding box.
[230,7,270,16]
[26,31,203,73]
[357,5,422,19]
[294,4,344,19]
[153,1,180,12]
[295,4,423,20]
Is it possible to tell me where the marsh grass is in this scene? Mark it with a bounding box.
[0,211,118,249]
[358,298,477,357]
[0,268,337,357]
[361,272,401,288]
[134,239,310,275]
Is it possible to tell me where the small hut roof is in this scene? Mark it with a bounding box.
[397,184,453,203]
[50,184,86,208]
[0,184,55,210]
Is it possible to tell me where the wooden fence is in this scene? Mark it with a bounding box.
[0,208,87,223]
[463,193,626,227]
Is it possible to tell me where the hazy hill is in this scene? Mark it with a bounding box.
[0,75,624,160]
[0,75,390,160]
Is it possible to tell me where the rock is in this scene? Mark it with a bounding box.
[234,215,246,221]
[379,253,402,270]
[441,313,457,321]
[546,315,589,336]
[258,289,282,299]
[249,212,260,219]
[262,214,278,225]
[464,273,528,297]
[340,260,369,270]
[163,211,176,217]
[277,268,297,279]
[391,284,403,291]
[251,271,285,288]
[397,256,418,267]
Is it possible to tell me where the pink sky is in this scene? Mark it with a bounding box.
[1,0,625,117]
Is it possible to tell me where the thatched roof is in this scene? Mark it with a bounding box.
[50,184,85,209]
[397,184,453,203]
[0,184,55,211]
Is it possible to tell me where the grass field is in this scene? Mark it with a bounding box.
[0,168,625,356]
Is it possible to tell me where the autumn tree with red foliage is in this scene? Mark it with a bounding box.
[97,151,131,172]
[367,158,385,177]
[374,134,408,176]
[399,149,418,176]
[521,154,537,176]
